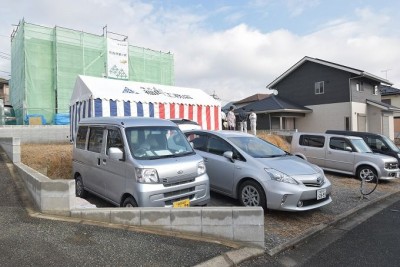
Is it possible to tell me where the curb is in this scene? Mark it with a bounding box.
[193,247,265,267]
[267,190,400,256]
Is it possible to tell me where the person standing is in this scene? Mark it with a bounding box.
[227,106,236,130]
[238,108,248,133]
[249,110,257,135]
[221,110,227,130]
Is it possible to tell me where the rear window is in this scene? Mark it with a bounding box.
[299,135,325,148]
[76,126,88,149]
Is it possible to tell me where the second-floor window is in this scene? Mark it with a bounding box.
[373,85,379,95]
[315,81,324,94]
[356,82,364,92]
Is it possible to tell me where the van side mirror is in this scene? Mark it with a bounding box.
[223,151,234,162]
[345,146,352,152]
[109,147,124,161]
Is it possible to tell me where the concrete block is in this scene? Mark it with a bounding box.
[233,207,264,225]
[70,210,82,218]
[171,225,202,234]
[140,209,171,226]
[233,225,265,242]
[110,209,141,226]
[170,208,202,225]
[201,208,233,226]
[41,197,72,211]
[80,209,111,223]
[202,225,233,240]
[41,181,72,197]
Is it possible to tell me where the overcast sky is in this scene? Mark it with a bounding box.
[0,0,399,104]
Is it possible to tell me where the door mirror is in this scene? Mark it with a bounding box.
[223,151,234,162]
[345,146,352,152]
[109,147,124,161]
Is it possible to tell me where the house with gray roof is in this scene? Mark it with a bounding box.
[266,56,400,139]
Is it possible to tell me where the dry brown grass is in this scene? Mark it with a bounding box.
[21,133,289,180]
[258,132,290,151]
[21,143,73,180]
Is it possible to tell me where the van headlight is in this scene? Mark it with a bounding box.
[135,168,159,183]
[265,168,299,185]
[197,161,206,175]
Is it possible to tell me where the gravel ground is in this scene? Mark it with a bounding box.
[263,172,400,250]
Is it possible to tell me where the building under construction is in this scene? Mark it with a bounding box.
[10,20,174,124]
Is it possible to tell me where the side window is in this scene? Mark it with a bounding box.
[88,127,104,153]
[329,137,350,151]
[207,137,232,156]
[299,135,325,148]
[106,128,123,155]
[186,133,207,152]
[76,126,88,149]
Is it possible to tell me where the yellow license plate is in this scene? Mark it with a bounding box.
[173,198,190,208]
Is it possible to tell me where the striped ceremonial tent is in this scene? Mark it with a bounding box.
[70,75,221,139]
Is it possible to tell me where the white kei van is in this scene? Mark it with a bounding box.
[73,117,210,207]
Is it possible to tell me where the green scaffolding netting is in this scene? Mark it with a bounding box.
[10,21,175,124]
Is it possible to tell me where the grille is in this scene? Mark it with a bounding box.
[302,194,330,206]
[163,178,195,187]
[164,187,195,198]
[303,181,325,187]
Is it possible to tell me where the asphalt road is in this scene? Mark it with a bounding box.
[239,194,400,267]
[0,152,232,267]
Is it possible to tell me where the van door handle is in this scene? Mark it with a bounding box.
[102,159,107,165]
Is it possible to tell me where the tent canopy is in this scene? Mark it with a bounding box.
[70,76,221,140]
[71,75,220,106]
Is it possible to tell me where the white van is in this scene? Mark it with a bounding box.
[73,117,210,207]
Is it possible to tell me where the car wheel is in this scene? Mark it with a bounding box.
[357,166,377,182]
[239,180,267,209]
[75,175,87,198]
[122,196,138,208]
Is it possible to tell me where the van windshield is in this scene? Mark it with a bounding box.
[381,135,400,152]
[125,126,194,159]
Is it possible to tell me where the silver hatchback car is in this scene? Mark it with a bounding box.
[184,130,332,211]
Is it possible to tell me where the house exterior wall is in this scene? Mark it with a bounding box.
[296,102,350,132]
[274,62,351,106]
[350,79,381,103]
[366,104,382,134]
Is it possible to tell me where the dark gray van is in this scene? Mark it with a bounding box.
[326,130,400,164]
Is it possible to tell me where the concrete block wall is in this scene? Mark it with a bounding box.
[71,207,265,248]
[0,125,70,143]
[14,162,76,215]
[0,137,21,163]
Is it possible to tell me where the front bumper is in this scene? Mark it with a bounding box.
[265,179,333,211]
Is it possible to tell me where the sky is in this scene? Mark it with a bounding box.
[0,0,399,104]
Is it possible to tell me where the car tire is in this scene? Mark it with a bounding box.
[357,166,377,182]
[122,196,138,208]
[239,180,267,209]
[75,175,88,198]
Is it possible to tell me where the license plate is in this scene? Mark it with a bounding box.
[316,189,326,200]
[173,198,190,208]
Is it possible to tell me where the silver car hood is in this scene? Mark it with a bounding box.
[255,156,318,176]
